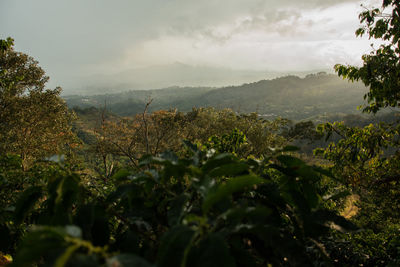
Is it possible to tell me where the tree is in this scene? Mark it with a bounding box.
[315,2,400,263]
[91,107,186,172]
[334,0,400,113]
[90,107,289,172]
[0,38,77,169]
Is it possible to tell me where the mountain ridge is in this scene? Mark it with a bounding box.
[64,73,368,120]
[62,63,331,95]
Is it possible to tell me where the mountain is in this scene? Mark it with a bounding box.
[64,72,368,120]
[62,63,330,95]
[192,73,368,119]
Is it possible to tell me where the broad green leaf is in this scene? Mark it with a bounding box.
[107,184,142,203]
[207,162,248,177]
[168,194,189,226]
[323,190,351,201]
[14,186,43,224]
[187,233,236,267]
[312,166,335,179]
[162,162,187,182]
[54,244,80,267]
[11,226,66,267]
[314,210,358,232]
[301,181,320,209]
[276,155,305,168]
[111,169,131,182]
[157,226,195,267]
[75,205,110,246]
[219,206,272,227]
[202,175,265,213]
[49,175,80,225]
[53,175,80,209]
[202,153,237,173]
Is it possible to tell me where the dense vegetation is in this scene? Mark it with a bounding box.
[1,1,400,266]
[65,73,368,121]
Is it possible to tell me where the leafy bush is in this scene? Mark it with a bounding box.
[5,143,356,266]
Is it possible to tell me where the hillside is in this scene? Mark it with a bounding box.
[62,63,327,95]
[64,73,368,120]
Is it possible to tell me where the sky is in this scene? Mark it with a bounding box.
[0,0,381,92]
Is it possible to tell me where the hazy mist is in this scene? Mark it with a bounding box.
[1,0,380,94]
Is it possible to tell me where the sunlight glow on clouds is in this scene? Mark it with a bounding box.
[118,2,376,72]
[0,0,383,90]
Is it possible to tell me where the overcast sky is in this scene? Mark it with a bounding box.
[1,0,381,90]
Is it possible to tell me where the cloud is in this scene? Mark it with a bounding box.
[116,1,376,73]
[0,0,382,90]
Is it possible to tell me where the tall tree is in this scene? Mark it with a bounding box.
[0,38,77,169]
[335,0,400,113]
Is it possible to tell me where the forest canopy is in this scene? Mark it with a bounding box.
[0,38,77,169]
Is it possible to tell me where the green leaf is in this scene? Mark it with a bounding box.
[202,175,265,213]
[315,210,358,232]
[54,244,80,267]
[302,181,320,209]
[157,226,195,267]
[168,194,189,226]
[187,233,236,267]
[107,184,142,203]
[112,169,131,182]
[202,153,237,174]
[312,166,335,179]
[11,226,66,267]
[323,190,351,201]
[162,162,187,182]
[74,205,110,246]
[14,186,43,224]
[49,175,80,225]
[221,206,272,225]
[207,162,248,177]
[276,155,305,168]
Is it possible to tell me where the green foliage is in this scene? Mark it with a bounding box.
[284,120,323,141]
[0,38,78,169]
[65,73,367,121]
[2,142,356,266]
[3,2,400,265]
[85,108,289,174]
[307,2,400,255]
[0,37,14,52]
[325,225,400,266]
[315,119,400,264]
[314,121,399,184]
[335,0,400,113]
[205,128,247,154]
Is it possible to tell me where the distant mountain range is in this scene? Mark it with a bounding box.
[64,72,368,121]
[62,63,331,95]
